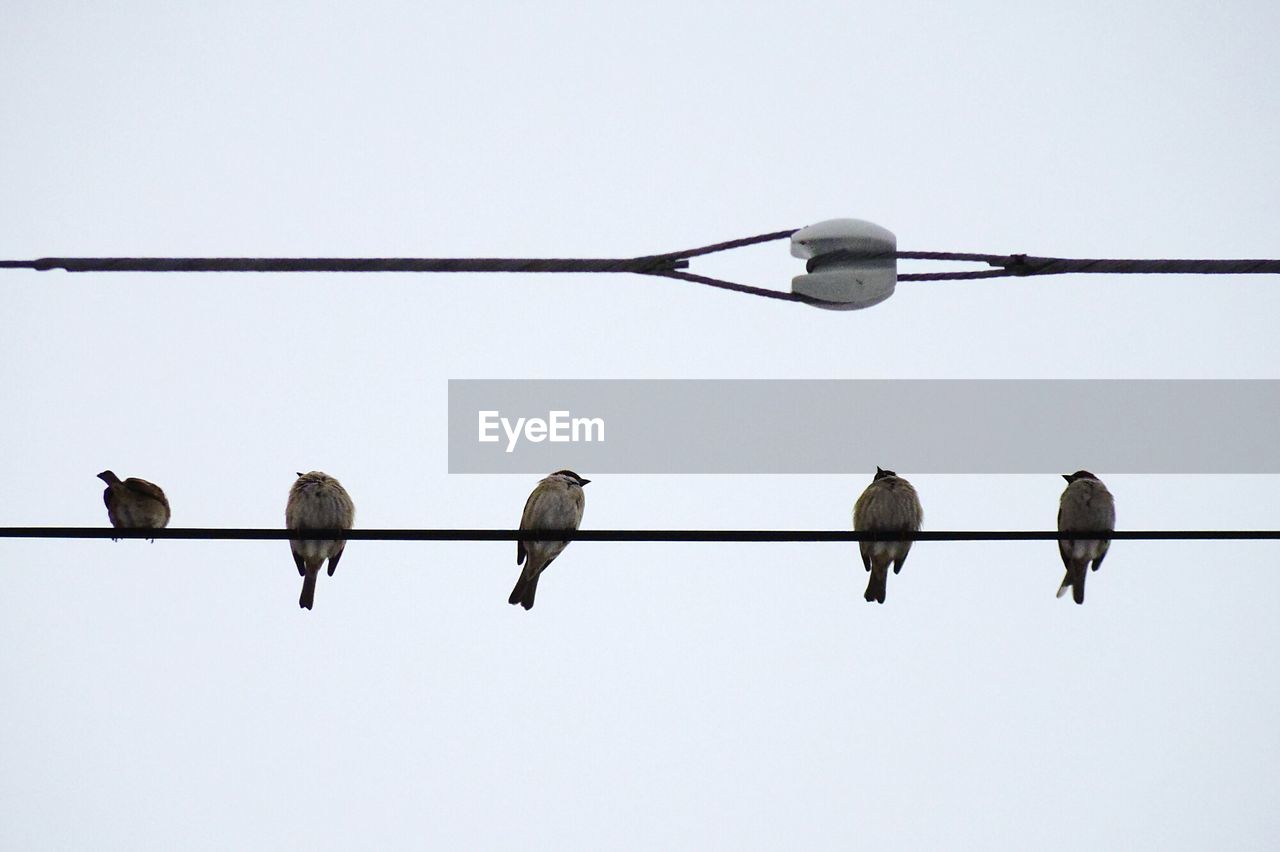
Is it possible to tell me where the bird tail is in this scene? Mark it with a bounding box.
[508,569,540,610]
[1056,564,1086,604]
[1071,564,1086,604]
[299,568,318,610]
[864,564,888,604]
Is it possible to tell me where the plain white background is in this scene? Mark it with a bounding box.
[2,2,1278,849]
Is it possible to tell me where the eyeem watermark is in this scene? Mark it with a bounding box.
[450,379,1280,473]
[478,410,606,453]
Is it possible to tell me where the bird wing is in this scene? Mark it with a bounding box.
[1057,499,1071,565]
[1092,542,1110,571]
[1099,487,1117,528]
[853,486,873,530]
[1091,487,1116,569]
[896,481,923,531]
[1059,481,1115,565]
[518,479,583,569]
[124,478,168,505]
[517,481,547,564]
[858,481,922,575]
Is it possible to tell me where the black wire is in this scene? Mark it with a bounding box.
[899,269,1018,282]
[644,229,800,262]
[0,230,801,275]
[830,251,1280,282]
[0,257,688,274]
[3,232,1279,299]
[3,528,1278,541]
[995,256,1280,276]
[645,270,819,304]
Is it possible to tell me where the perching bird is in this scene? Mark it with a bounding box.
[286,471,355,611]
[1056,470,1115,604]
[98,470,170,540]
[853,467,923,604]
[509,469,589,611]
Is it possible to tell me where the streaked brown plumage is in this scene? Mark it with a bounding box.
[853,467,923,604]
[98,470,170,540]
[286,471,355,611]
[509,470,589,611]
[1057,470,1115,604]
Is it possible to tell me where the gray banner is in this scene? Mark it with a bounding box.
[447,380,1279,474]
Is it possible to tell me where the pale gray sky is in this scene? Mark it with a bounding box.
[2,2,1279,850]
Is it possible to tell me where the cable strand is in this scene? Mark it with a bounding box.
[1,257,689,274]
[3,528,1278,541]
[644,269,818,303]
[4,232,1280,304]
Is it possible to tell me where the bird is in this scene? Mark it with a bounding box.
[509,469,589,610]
[853,467,923,604]
[286,471,355,611]
[98,470,170,540]
[1056,470,1115,604]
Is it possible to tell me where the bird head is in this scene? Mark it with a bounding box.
[553,469,591,487]
[1063,470,1098,483]
[873,466,896,481]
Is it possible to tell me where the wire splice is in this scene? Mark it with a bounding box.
[4,227,1279,304]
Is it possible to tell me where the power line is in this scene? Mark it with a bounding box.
[3,528,1278,541]
[648,269,812,303]
[0,257,689,274]
[4,228,1277,303]
[886,252,1280,282]
[0,230,793,276]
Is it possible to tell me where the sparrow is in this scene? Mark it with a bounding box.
[853,467,923,604]
[1056,470,1115,604]
[509,469,589,610]
[286,471,355,611]
[98,470,170,540]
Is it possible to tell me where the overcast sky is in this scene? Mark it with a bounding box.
[2,2,1279,850]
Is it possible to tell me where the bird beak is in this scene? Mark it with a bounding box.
[875,466,885,476]
[1061,474,1072,482]
[296,471,303,477]
[580,478,591,486]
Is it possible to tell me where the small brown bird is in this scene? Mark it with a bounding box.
[509,469,589,611]
[853,467,923,604]
[286,471,355,611]
[98,470,170,540]
[1057,470,1115,604]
